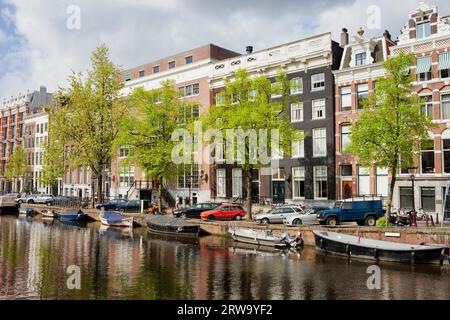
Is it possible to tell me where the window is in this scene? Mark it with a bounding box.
[400,187,413,209]
[119,147,129,158]
[417,21,431,39]
[249,88,258,101]
[185,56,193,64]
[340,165,352,177]
[232,169,242,197]
[416,56,432,82]
[421,187,435,212]
[292,167,305,199]
[420,95,433,119]
[376,167,388,197]
[441,94,450,120]
[438,53,450,79]
[312,128,327,157]
[443,131,450,173]
[314,166,327,199]
[292,131,304,158]
[290,78,303,95]
[291,103,303,122]
[216,169,226,197]
[271,144,284,159]
[311,73,325,91]
[312,99,326,120]
[357,83,369,109]
[358,167,370,196]
[355,52,367,66]
[420,139,435,174]
[168,61,176,69]
[271,82,282,98]
[272,167,285,180]
[179,83,199,97]
[340,86,352,111]
[119,167,135,188]
[124,74,132,82]
[216,92,225,106]
[138,70,145,78]
[193,83,200,95]
[177,165,200,189]
[340,124,351,152]
[153,65,160,74]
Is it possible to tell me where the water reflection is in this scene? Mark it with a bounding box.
[0,216,449,300]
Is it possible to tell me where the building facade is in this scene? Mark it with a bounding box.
[334,28,395,200]
[209,33,343,205]
[391,2,450,218]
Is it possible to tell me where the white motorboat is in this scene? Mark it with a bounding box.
[229,227,302,248]
[99,211,133,228]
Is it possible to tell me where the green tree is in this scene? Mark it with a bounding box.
[347,51,434,221]
[47,45,126,206]
[5,144,29,193]
[40,136,65,195]
[201,69,302,219]
[115,80,198,209]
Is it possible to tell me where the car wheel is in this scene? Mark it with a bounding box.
[28,200,34,204]
[261,218,270,224]
[293,219,302,226]
[17,200,23,204]
[326,216,338,226]
[234,214,242,221]
[365,216,376,227]
[207,215,215,221]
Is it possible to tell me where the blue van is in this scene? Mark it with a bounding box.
[317,199,385,226]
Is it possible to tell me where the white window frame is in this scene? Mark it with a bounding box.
[340,86,352,111]
[313,166,328,200]
[441,94,450,120]
[311,73,325,92]
[312,99,326,120]
[291,102,304,122]
[232,168,243,197]
[292,130,304,159]
[290,77,303,95]
[340,124,352,153]
[312,128,327,157]
[292,167,305,199]
[216,169,226,197]
[358,166,371,196]
[271,82,282,98]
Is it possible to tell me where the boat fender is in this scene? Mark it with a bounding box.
[320,238,325,250]
[374,248,379,260]
[411,251,415,263]
[345,244,350,256]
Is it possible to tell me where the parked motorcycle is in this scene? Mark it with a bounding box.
[389,210,412,226]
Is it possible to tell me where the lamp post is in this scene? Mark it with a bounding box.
[408,167,417,227]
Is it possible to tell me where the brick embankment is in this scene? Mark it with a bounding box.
[23,204,450,248]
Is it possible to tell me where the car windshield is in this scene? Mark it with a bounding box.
[334,201,343,209]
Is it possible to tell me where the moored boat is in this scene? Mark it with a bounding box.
[41,209,58,218]
[147,214,200,237]
[0,196,19,216]
[229,227,302,248]
[313,230,446,264]
[100,211,133,228]
[19,207,36,216]
[58,209,90,221]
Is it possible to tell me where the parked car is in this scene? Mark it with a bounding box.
[317,199,385,226]
[200,204,245,221]
[96,199,128,211]
[31,194,54,205]
[253,206,303,224]
[16,195,30,204]
[173,203,221,219]
[24,194,39,204]
[283,206,329,226]
[46,196,79,206]
[117,200,142,213]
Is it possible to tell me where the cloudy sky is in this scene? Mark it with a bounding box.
[1,0,450,99]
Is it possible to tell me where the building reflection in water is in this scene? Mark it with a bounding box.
[0,216,449,300]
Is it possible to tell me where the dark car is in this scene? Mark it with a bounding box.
[317,199,385,226]
[116,200,142,213]
[96,199,128,211]
[173,203,221,219]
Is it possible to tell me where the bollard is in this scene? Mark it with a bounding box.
[430,215,435,227]
[436,213,439,225]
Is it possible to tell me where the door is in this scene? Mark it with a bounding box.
[342,181,353,200]
[272,181,285,204]
[252,181,260,203]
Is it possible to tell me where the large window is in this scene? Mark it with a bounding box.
[420,139,435,174]
[358,167,370,196]
[443,130,450,174]
[290,78,303,95]
[421,187,435,212]
[179,83,199,97]
[357,83,369,109]
[314,166,327,199]
[271,82,282,98]
[168,61,176,69]
[291,103,304,122]
[311,73,325,91]
[442,94,450,120]
[417,21,431,39]
[292,167,305,199]
[216,169,226,197]
[312,128,327,157]
[232,169,242,197]
[420,95,433,119]
[376,167,388,197]
[438,53,450,79]
[340,165,352,177]
[355,52,367,66]
[340,124,351,153]
[400,187,414,209]
[119,167,135,188]
[292,130,304,158]
[416,56,432,82]
[177,165,200,189]
[312,99,326,120]
[215,92,225,106]
[340,86,352,111]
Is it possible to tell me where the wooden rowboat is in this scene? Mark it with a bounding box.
[99,211,133,228]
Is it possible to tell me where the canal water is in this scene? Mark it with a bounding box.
[1,216,449,300]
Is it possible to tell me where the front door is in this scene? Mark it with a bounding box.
[342,181,353,200]
[252,181,260,204]
[272,181,285,204]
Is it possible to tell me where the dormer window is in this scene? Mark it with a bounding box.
[417,20,431,39]
[355,53,367,66]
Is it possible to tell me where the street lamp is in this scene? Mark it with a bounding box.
[407,167,418,227]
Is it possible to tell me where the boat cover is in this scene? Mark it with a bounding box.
[101,211,125,223]
[147,214,198,227]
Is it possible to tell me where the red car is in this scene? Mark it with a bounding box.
[200,204,245,221]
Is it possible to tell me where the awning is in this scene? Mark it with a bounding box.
[438,52,450,71]
[416,56,432,74]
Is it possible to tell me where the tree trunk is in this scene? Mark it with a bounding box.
[245,171,252,221]
[90,173,95,208]
[386,167,397,224]
[158,182,163,212]
[97,173,104,205]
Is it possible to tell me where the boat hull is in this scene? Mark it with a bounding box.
[146,215,200,237]
[231,233,289,248]
[0,206,19,216]
[58,213,89,221]
[100,216,133,228]
[314,231,445,264]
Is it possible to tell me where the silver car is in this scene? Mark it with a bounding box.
[254,206,303,224]
[283,207,328,226]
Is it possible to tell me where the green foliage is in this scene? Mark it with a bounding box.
[40,137,65,188]
[376,216,391,227]
[347,51,435,218]
[5,144,28,181]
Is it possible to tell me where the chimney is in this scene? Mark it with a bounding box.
[383,29,391,41]
[341,28,349,47]
[246,46,253,54]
